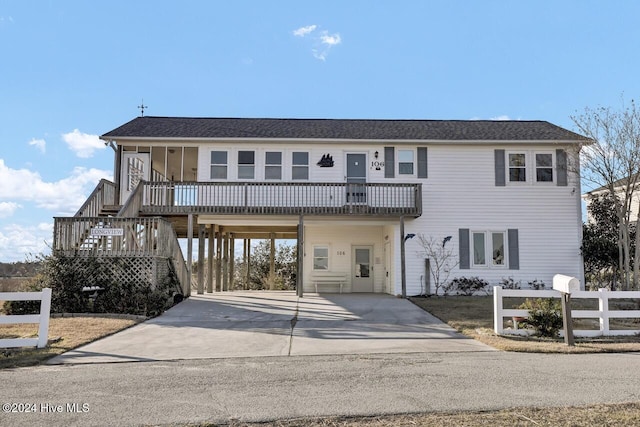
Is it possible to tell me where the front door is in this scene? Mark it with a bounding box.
[120,153,150,204]
[346,153,367,203]
[352,245,374,292]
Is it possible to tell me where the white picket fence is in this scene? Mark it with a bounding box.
[493,286,640,337]
[0,288,52,348]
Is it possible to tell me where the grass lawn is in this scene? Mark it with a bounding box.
[189,402,640,426]
[0,316,139,369]
[410,295,640,353]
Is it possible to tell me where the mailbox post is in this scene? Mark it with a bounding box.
[552,274,580,346]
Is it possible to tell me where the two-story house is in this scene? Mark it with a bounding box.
[53,117,589,298]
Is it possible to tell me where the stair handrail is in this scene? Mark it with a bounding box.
[156,218,190,297]
[75,179,116,217]
[117,180,145,217]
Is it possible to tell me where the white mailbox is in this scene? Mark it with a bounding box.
[552,274,580,294]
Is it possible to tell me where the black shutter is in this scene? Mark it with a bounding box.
[508,229,519,270]
[417,147,428,178]
[384,147,395,178]
[495,149,506,186]
[459,229,470,269]
[556,149,568,186]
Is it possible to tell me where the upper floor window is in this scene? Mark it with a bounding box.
[292,152,309,180]
[238,151,255,179]
[508,153,526,182]
[210,151,228,179]
[535,153,554,182]
[398,150,414,175]
[265,152,282,180]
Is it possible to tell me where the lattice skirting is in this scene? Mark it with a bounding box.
[59,255,176,291]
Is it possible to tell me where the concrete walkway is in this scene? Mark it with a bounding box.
[48,292,493,364]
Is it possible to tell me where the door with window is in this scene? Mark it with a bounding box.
[120,153,150,204]
[352,245,374,292]
[346,153,367,203]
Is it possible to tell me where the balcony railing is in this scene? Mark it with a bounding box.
[137,181,422,217]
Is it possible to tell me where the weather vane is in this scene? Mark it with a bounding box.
[138,99,148,117]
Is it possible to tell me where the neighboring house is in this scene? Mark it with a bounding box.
[53,117,589,297]
[583,174,640,223]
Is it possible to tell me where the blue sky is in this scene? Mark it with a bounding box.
[0,0,638,262]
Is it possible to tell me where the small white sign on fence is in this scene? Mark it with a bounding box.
[90,228,124,236]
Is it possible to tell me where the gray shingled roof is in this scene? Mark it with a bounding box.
[101,116,590,142]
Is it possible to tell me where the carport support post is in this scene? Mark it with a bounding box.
[197,224,205,294]
[207,225,214,293]
[297,215,304,297]
[229,234,235,291]
[216,229,222,291]
[222,232,229,291]
[270,232,276,290]
[187,214,193,291]
[400,216,407,299]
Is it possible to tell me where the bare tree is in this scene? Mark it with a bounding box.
[415,234,458,296]
[573,98,640,289]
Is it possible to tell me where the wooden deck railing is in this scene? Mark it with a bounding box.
[74,179,116,217]
[138,181,422,217]
[53,217,190,295]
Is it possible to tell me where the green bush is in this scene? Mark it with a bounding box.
[500,277,521,289]
[4,253,177,317]
[519,298,563,338]
[449,276,490,296]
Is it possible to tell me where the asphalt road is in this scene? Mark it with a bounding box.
[1,351,639,426]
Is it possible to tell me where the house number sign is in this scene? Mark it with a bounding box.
[371,161,385,170]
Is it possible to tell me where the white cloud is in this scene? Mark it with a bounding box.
[28,138,46,154]
[0,159,112,215]
[293,25,342,61]
[319,31,341,46]
[0,223,52,262]
[491,115,512,121]
[62,129,105,158]
[293,25,317,37]
[0,202,20,218]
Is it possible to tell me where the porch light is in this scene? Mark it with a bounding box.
[404,233,415,242]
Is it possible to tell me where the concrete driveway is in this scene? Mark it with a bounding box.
[49,291,493,364]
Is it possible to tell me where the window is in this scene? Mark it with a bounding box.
[492,232,505,266]
[265,152,282,180]
[238,151,255,179]
[472,231,507,268]
[292,152,309,180]
[472,232,486,266]
[508,153,526,182]
[210,151,228,179]
[398,150,414,175]
[313,246,329,270]
[535,153,553,182]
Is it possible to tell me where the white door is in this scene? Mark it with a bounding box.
[352,245,374,292]
[120,153,150,204]
[346,153,367,204]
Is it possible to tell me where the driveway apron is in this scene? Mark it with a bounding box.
[48,292,493,364]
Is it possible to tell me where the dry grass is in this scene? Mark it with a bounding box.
[189,402,640,426]
[410,295,640,353]
[0,316,138,368]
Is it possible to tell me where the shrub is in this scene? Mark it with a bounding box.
[449,276,490,296]
[519,298,563,338]
[500,276,521,289]
[528,279,546,290]
[4,253,177,317]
